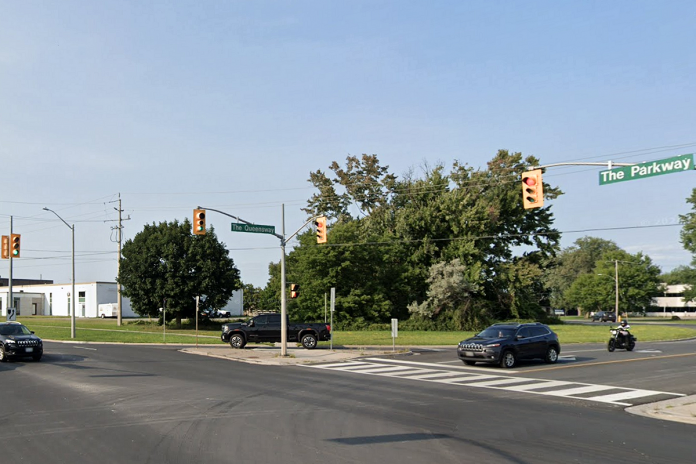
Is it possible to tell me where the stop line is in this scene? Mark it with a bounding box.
[301,358,685,406]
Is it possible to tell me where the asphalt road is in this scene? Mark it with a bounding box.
[2,339,695,464]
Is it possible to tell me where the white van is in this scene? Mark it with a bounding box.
[98,303,118,318]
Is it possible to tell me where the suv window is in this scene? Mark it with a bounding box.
[516,327,532,338]
[530,326,549,337]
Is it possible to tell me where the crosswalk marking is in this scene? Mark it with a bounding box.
[302,360,685,406]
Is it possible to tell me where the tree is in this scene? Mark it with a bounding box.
[565,249,661,316]
[678,188,696,302]
[285,149,562,327]
[118,220,241,327]
[544,237,621,310]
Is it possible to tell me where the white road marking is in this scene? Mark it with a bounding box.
[303,360,685,406]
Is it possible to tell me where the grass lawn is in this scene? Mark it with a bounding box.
[15,316,696,346]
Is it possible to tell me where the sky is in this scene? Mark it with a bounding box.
[1,0,694,289]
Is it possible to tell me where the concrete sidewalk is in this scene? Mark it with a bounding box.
[179,343,405,365]
[626,395,696,426]
[180,343,696,426]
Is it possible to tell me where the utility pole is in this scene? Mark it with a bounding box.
[117,194,123,326]
[106,194,130,326]
[614,260,620,321]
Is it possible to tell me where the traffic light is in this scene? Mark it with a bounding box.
[193,209,206,235]
[290,284,300,299]
[522,169,544,209]
[315,216,327,244]
[1,235,8,259]
[10,234,21,258]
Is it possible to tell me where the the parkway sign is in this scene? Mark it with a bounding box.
[599,153,694,185]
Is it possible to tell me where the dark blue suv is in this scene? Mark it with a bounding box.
[457,322,561,368]
[0,322,43,362]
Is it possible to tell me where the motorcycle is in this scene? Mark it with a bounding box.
[607,326,636,352]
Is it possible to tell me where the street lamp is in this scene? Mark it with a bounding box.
[43,207,76,339]
[597,260,620,322]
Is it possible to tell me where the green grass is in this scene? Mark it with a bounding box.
[16,316,696,346]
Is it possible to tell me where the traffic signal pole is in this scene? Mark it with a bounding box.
[198,205,321,356]
[8,216,13,320]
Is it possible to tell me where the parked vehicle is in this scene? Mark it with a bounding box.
[457,322,561,368]
[221,313,331,349]
[591,311,616,322]
[0,322,43,362]
[607,326,636,352]
[98,303,118,318]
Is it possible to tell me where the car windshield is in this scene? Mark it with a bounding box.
[0,324,32,336]
[477,327,515,339]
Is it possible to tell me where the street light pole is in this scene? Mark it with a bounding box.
[598,261,620,322]
[43,208,76,339]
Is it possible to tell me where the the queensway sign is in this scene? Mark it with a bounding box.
[599,153,694,185]
[231,222,276,235]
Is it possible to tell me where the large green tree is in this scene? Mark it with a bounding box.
[282,150,562,328]
[544,237,621,310]
[565,249,661,316]
[119,220,241,326]
[678,188,696,302]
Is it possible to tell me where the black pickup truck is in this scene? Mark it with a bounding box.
[221,313,331,349]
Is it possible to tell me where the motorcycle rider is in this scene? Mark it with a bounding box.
[617,319,631,344]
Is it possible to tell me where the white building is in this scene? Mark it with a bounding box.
[0,282,137,318]
[648,284,696,318]
[0,281,244,318]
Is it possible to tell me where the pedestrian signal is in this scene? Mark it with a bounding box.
[1,235,9,259]
[290,284,300,299]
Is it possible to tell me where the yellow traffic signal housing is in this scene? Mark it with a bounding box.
[10,234,21,258]
[290,283,300,299]
[315,216,327,244]
[193,209,206,235]
[1,235,9,259]
[522,169,544,209]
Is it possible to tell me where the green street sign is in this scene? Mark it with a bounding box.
[231,222,276,235]
[599,153,694,185]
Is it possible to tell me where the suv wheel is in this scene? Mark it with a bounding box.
[500,350,517,368]
[544,346,559,364]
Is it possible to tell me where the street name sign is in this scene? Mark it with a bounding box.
[599,153,694,185]
[231,222,276,235]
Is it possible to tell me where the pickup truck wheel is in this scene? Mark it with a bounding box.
[300,334,318,349]
[229,334,246,349]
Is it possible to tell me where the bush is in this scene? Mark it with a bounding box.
[671,315,681,321]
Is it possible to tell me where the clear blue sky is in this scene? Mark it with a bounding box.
[1,1,694,288]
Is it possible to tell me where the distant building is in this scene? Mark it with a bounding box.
[0,281,137,318]
[1,280,244,318]
[649,284,695,317]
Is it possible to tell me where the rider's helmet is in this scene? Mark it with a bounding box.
[620,320,628,327]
